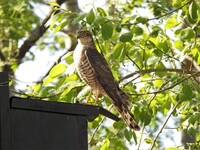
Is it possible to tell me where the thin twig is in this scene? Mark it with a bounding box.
[136,123,145,150]
[126,54,141,70]
[150,100,181,150]
[122,74,141,88]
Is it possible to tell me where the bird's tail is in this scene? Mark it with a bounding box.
[106,87,140,131]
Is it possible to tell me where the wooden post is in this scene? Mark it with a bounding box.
[0,72,11,150]
[0,72,120,150]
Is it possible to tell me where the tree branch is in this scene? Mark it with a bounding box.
[130,71,200,96]
[16,0,67,63]
[38,0,79,82]
[119,68,200,83]
[150,100,181,150]
[148,0,192,21]
[12,84,84,99]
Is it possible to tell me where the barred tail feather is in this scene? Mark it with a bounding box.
[106,87,140,131]
[119,105,140,131]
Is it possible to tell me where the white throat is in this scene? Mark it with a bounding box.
[73,39,85,66]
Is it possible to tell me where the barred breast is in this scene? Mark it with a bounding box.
[73,42,103,92]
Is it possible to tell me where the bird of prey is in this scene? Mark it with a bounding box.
[73,29,140,131]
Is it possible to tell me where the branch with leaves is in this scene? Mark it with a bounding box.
[16,0,67,64]
[130,71,200,96]
[119,68,200,83]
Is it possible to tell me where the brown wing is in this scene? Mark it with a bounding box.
[85,47,126,107]
[85,48,140,130]
[85,47,118,89]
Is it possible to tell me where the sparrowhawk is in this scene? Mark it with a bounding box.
[73,30,140,131]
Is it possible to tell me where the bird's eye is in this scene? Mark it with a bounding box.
[82,32,87,36]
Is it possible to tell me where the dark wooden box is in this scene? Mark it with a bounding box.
[0,72,119,150]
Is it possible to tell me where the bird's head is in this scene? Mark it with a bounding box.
[77,30,93,45]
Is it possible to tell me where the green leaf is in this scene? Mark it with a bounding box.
[157,40,169,52]
[86,9,95,24]
[45,13,61,29]
[92,17,106,27]
[54,19,71,33]
[153,49,163,57]
[122,16,136,24]
[32,83,41,93]
[112,42,124,58]
[56,76,66,89]
[146,40,156,49]
[66,74,77,81]
[182,84,193,100]
[71,13,87,25]
[165,148,180,150]
[124,129,132,142]
[153,80,164,88]
[113,120,123,129]
[60,82,81,100]
[155,62,166,77]
[144,112,151,126]
[43,76,55,85]
[144,138,153,144]
[188,115,196,125]
[165,14,180,29]
[120,32,133,42]
[49,64,66,78]
[100,138,110,150]
[119,43,126,61]
[116,25,121,32]
[136,17,148,24]
[132,131,137,144]
[197,26,200,35]
[174,40,184,50]
[101,21,113,40]
[174,29,182,36]
[189,1,198,22]
[187,12,196,24]
[198,52,200,65]
[47,2,60,7]
[62,51,74,64]
[97,7,107,16]
[132,26,143,36]
[180,28,195,40]
[163,101,171,115]
[140,110,151,126]
[150,30,159,37]
[187,125,196,136]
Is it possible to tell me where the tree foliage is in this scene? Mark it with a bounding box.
[1,0,200,149]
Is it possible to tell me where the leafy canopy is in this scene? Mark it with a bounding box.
[11,0,200,149]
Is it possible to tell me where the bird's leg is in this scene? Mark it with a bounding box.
[86,88,92,103]
[94,89,101,105]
